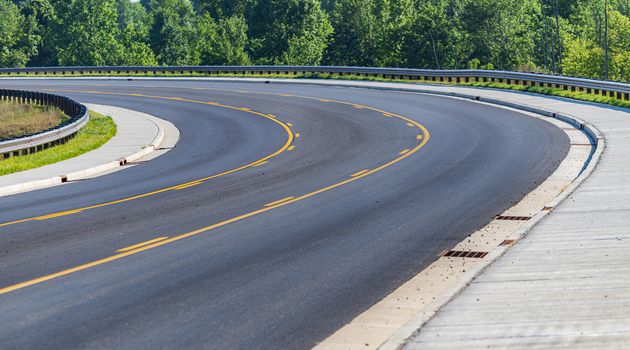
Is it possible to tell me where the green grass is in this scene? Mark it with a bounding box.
[1,70,628,109]
[0,111,116,176]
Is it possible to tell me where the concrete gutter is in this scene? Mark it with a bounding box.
[0,104,179,197]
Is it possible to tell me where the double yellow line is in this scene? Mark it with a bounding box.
[0,91,295,229]
[0,88,430,295]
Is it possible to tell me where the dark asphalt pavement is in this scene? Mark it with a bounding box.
[0,79,569,349]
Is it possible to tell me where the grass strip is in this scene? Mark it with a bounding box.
[0,102,67,140]
[1,71,628,109]
[0,111,116,176]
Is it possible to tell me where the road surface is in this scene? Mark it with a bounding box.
[0,79,568,349]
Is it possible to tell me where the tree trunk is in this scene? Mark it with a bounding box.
[428,31,441,69]
[543,17,550,71]
[604,0,609,80]
[553,0,563,73]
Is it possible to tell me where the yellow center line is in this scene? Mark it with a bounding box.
[116,237,169,253]
[264,196,295,207]
[34,209,84,221]
[0,87,431,295]
[288,146,296,151]
[407,123,415,127]
[351,169,370,177]
[0,91,294,228]
[252,161,268,167]
[172,181,203,190]
[399,149,410,155]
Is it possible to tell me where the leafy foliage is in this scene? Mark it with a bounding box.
[0,0,628,82]
[0,0,39,67]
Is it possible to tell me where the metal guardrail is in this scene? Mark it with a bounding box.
[0,90,89,159]
[0,65,629,100]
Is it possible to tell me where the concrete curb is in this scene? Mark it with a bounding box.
[0,106,170,197]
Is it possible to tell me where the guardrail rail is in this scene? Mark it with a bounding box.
[0,66,629,101]
[0,89,89,159]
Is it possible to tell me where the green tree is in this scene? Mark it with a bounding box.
[198,13,250,65]
[402,0,459,69]
[248,0,332,65]
[325,0,382,66]
[194,0,255,18]
[117,0,157,65]
[460,0,541,70]
[149,0,200,65]
[326,0,413,67]
[0,0,39,67]
[54,0,124,66]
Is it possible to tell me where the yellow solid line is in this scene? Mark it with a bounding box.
[352,105,365,109]
[116,237,169,253]
[173,181,203,190]
[407,123,415,127]
[0,91,294,229]
[0,123,428,295]
[34,209,83,221]
[252,161,268,167]
[351,169,369,177]
[288,146,296,151]
[0,89,431,295]
[264,196,295,207]
[399,149,410,155]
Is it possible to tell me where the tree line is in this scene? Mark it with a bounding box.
[0,0,628,82]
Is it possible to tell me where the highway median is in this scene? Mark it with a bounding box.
[0,110,116,176]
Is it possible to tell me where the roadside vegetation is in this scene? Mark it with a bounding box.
[0,111,116,176]
[0,102,67,140]
[0,0,629,83]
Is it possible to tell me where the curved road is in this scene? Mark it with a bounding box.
[0,80,568,349]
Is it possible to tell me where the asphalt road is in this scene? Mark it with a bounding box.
[0,79,569,350]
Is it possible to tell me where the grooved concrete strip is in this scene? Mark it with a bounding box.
[0,104,176,196]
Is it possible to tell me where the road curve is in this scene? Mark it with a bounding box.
[0,79,568,350]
